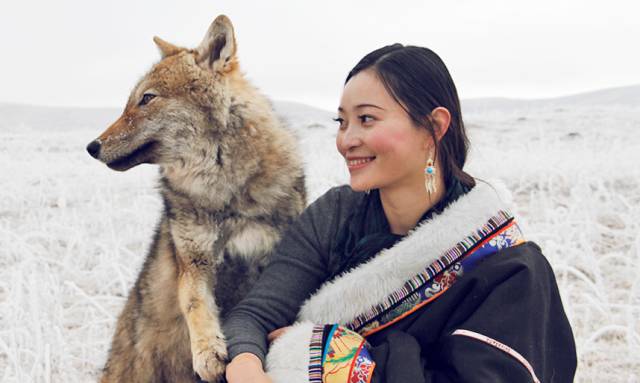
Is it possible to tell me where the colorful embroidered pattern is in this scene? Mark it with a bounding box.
[350,346,375,383]
[318,325,376,383]
[356,262,463,336]
[309,324,327,383]
[347,211,525,336]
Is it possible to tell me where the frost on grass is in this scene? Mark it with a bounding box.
[0,99,639,382]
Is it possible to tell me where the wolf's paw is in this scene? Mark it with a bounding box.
[192,336,228,382]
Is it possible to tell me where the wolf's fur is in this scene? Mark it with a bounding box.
[87,15,306,382]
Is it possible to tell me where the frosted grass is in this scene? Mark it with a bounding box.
[1,101,639,381]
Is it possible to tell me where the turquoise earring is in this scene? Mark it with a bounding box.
[424,157,436,195]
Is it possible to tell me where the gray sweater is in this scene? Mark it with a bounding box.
[222,185,361,364]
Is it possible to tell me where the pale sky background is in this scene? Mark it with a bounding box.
[1,0,639,111]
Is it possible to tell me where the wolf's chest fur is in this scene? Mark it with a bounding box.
[161,173,285,317]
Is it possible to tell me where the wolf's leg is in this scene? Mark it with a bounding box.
[178,267,227,382]
[103,218,198,383]
[100,292,155,383]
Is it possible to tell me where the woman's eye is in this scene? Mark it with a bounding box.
[359,115,374,124]
[333,117,346,129]
[139,93,156,106]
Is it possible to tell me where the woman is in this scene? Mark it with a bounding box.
[223,44,577,383]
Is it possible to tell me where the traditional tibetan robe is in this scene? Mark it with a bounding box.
[223,180,577,383]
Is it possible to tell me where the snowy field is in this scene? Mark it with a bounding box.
[1,86,639,382]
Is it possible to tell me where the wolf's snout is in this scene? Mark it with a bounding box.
[86,140,101,158]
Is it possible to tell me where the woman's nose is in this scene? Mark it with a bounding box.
[341,126,363,150]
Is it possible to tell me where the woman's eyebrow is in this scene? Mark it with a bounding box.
[356,103,385,110]
[338,103,385,112]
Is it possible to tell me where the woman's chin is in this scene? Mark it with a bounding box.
[349,180,374,192]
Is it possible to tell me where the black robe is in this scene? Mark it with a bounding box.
[366,241,575,382]
[225,180,577,382]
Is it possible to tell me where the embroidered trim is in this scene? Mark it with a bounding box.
[322,324,339,365]
[351,345,375,383]
[347,210,522,334]
[309,324,326,383]
[320,325,375,383]
[356,219,525,336]
[452,329,541,383]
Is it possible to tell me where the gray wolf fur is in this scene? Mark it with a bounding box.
[86,15,306,382]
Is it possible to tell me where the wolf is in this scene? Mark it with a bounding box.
[86,15,306,382]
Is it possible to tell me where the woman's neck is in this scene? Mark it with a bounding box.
[378,174,446,235]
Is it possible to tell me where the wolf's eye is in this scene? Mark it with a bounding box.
[139,93,156,106]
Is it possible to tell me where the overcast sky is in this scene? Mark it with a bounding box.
[1,0,638,111]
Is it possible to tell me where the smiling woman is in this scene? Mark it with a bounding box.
[223,44,577,383]
[334,70,451,235]
[335,71,437,193]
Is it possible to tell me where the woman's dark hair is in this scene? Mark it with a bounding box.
[345,44,475,189]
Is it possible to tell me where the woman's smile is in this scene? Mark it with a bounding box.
[346,156,376,171]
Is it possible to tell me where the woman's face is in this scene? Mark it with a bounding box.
[335,69,432,192]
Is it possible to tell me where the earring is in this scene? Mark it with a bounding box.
[424,157,436,196]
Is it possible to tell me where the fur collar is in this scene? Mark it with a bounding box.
[297,179,513,325]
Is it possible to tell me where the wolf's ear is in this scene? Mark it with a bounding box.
[153,36,183,58]
[196,15,237,73]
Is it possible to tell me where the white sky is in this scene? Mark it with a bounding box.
[1,0,639,111]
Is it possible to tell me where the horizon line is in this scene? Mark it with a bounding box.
[1,82,638,112]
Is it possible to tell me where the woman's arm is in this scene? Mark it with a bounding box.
[222,187,352,366]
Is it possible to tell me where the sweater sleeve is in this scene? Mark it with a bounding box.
[222,186,352,365]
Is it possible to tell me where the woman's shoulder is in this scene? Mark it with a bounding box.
[477,240,561,289]
[497,241,551,270]
[286,185,366,250]
[321,184,365,202]
[307,184,366,216]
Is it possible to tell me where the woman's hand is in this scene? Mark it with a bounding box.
[225,327,291,382]
[225,353,272,383]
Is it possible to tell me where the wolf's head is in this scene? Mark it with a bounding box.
[87,15,245,171]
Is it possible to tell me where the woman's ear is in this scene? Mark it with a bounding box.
[430,107,451,142]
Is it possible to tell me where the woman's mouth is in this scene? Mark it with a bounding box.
[346,156,376,170]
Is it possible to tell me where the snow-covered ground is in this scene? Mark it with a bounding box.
[1,86,639,382]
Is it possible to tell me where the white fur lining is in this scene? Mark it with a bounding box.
[266,321,314,382]
[297,179,512,324]
[265,179,513,381]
